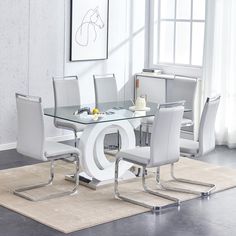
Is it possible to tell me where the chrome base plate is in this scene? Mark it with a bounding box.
[65,170,136,190]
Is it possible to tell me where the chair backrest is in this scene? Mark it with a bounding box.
[53,75,81,107]
[198,96,220,156]
[167,76,197,121]
[149,101,185,167]
[16,93,47,161]
[93,74,118,104]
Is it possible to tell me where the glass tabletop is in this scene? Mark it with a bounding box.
[44,100,191,125]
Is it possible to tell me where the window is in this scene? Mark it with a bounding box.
[151,0,206,72]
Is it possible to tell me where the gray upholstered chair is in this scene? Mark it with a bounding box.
[53,75,86,147]
[180,96,221,157]
[93,74,120,151]
[93,74,140,130]
[140,77,197,145]
[15,93,80,201]
[115,101,215,211]
[93,74,140,151]
[115,102,184,211]
[167,76,198,128]
[93,74,118,105]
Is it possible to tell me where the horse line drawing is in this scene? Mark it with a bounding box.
[75,6,105,47]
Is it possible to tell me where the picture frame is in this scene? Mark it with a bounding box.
[70,0,109,61]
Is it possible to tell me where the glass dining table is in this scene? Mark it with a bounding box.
[44,100,174,124]
[44,100,191,189]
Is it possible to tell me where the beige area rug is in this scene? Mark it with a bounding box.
[0,157,236,233]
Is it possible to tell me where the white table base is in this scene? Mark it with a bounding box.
[66,120,136,190]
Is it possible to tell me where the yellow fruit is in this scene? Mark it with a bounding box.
[92,108,100,114]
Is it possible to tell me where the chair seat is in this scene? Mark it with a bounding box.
[142,117,193,127]
[117,147,150,165]
[180,139,199,155]
[44,141,80,159]
[55,119,86,132]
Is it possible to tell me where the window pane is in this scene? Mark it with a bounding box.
[193,0,206,20]
[176,0,191,19]
[160,0,175,19]
[192,22,205,66]
[159,21,174,63]
[153,0,159,64]
[175,22,190,64]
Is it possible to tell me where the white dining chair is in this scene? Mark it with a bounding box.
[115,101,184,211]
[15,93,80,201]
[140,77,198,146]
[180,96,221,157]
[167,76,198,128]
[93,74,140,152]
[53,75,86,147]
[156,98,219,197]
[93,74,140,130]
[93,74,118,105]
[93,74,119,151]
[115,101,215,211]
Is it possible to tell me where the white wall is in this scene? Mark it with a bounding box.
[65,0,147,103]
[0,0,147,149]
[0,0,30,147]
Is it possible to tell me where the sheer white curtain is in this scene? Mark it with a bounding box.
[203,0,236,148]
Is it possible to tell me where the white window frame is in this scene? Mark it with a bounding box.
[149,0,208,77]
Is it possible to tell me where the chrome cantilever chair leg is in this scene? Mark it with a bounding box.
[145,125,149,146]
[139,124,142,146]
[14,154,80,201]
[117,130,121,151]
[74,131,78,147]
[62,129,78,163]
[62,130,78,163]
[114,158,180,212]
[156,164,216,197]
[142,123,152,146]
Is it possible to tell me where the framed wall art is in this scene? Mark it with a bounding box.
[70,0,109,61]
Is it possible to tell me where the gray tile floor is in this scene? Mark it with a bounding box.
[0,137,236,236]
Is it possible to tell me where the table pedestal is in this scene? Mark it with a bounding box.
[66,120,136,190]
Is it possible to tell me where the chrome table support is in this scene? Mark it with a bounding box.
[66,169,135,190]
